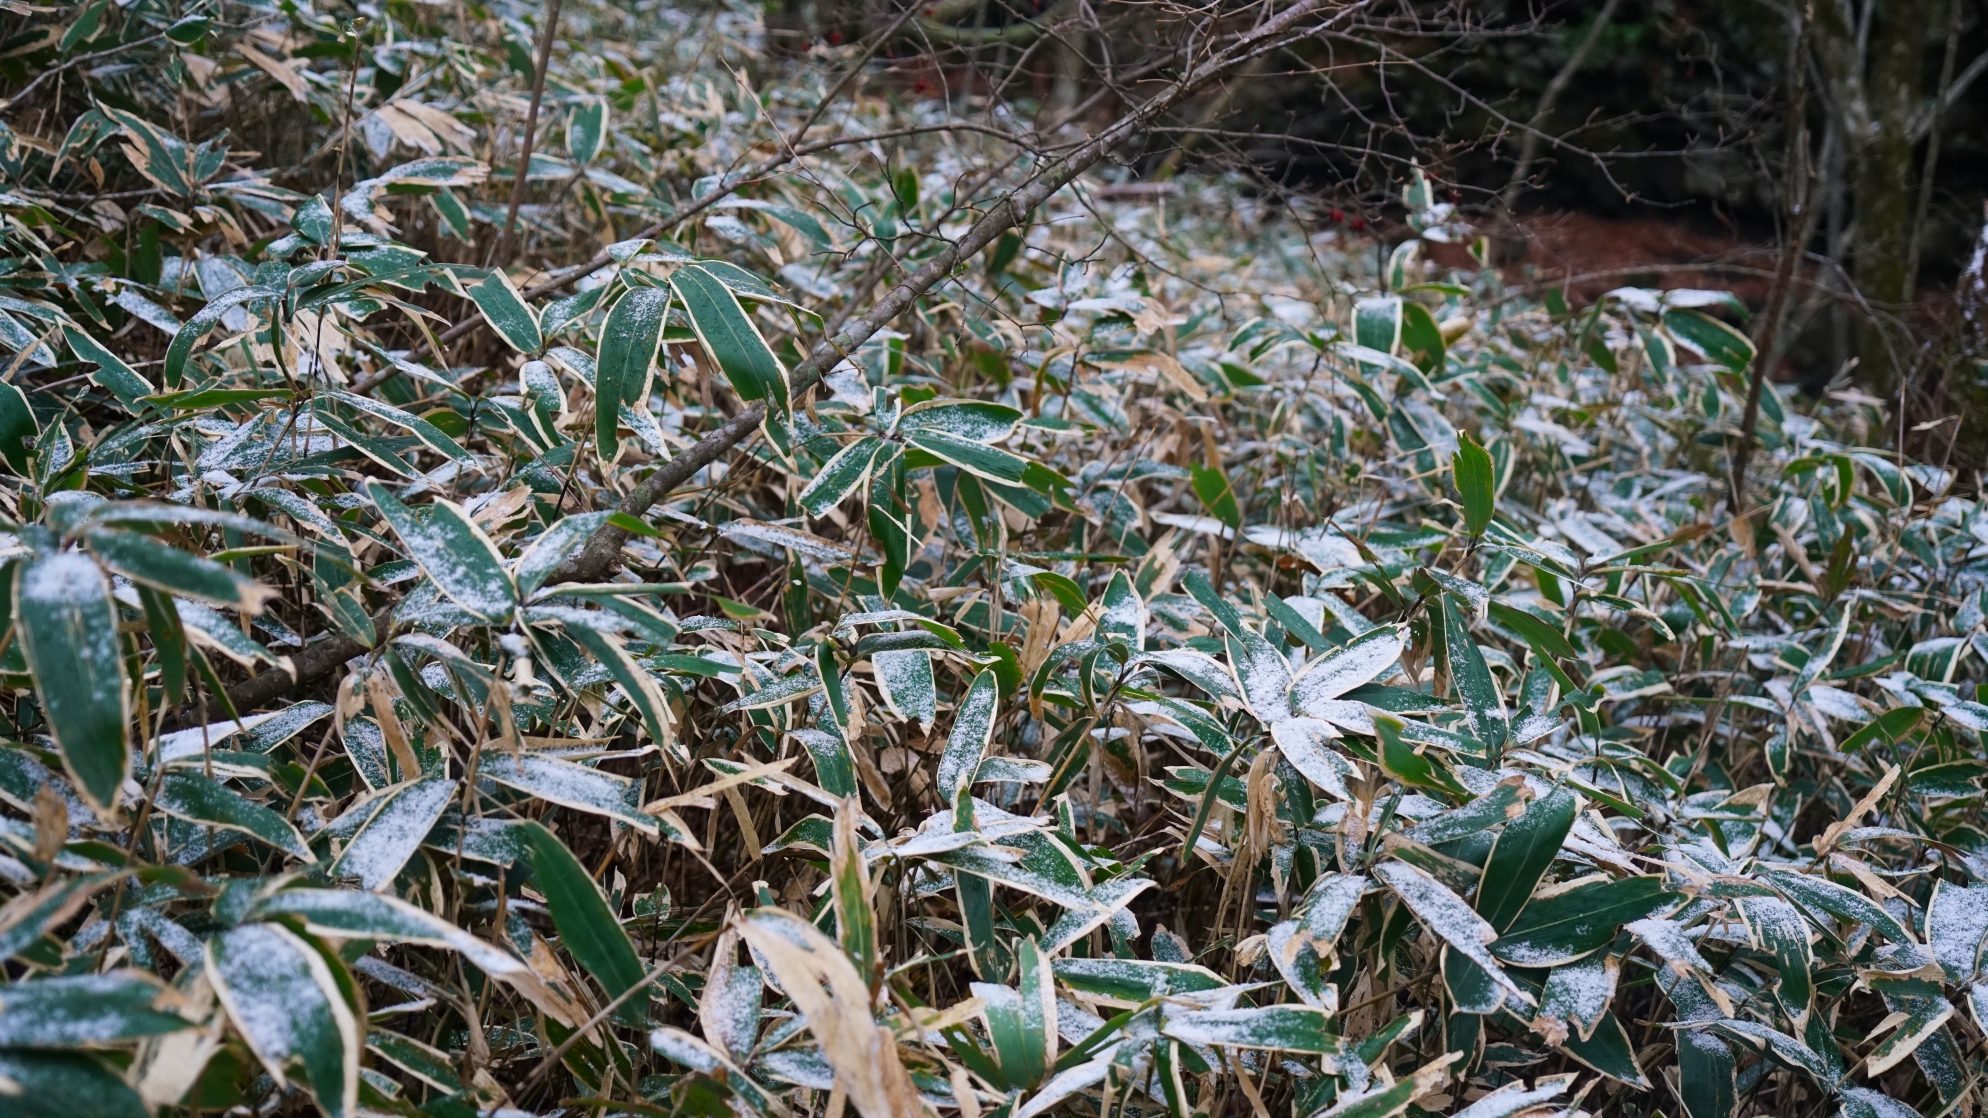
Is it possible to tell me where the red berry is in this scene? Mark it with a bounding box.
[828,29,843,43]
[1329,208,1344,223]
[1351,217,1366,230]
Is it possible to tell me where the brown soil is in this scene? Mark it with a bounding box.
[1426,210,1780,307]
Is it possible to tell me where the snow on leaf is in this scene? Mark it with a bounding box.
[1376,860,1535,1008]
[1289,625,1406,717]
[1926,881,1988,984]
[329,776,456,890]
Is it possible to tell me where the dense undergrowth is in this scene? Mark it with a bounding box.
[0,3,1984,1118]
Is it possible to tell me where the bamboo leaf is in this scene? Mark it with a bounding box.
[672,264,787,409]
[1452,429,1494,537]
[154,772,315,862]
[366,481,516,621]
[16,551,129,812]
[208,922,361,1118]
[523,821,651,1026]
[463,268,543,354]
[596,286,669,464]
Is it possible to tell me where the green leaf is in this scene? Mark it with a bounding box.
[16,551,129,812]
[1492,875,1681,966]
[463,269,542,354]
[1663,309,1753,373]
[367,1030,464,1095]
[208,923,360,1118]
[938,670,999,803]
[1312,1059,1452,1118]
[1190,464,1241,530]
[1452,429,1494,537]
[1443,949,1504,1015]
[1375,714,1469,798]
[1399,299,1446,373]
[1486,601,1577,660]
[1441,593,1507,758]
[0,874,115,962]
[1474,786,1576,932]
[1264,594,1330,654]
[0,380,37,475]
[62,325,153,410]
[137,584,186,705]
[719,199,835,249]
[60,0,109,53]
[1838,706,1923,754]
[800,436,883,517]
[1669,1026,1733,1114]
[868,447,908,596]
[523,821,650,1026]
[86,528,274,612]
[146,387,294,410]
[366,481,516,621]
[568,98,608,163]
[162,286,280,388]
[1849,450,1913,506]
[0,1051,149,1118]
[830,798,876,974]
[1906,758,1987,797]
[0,973,191,1046]
[1014,939,1057,1076]
[1559,1011,1650,1088]
[328,775,455,889]
[563,623,676,755]
[596,286,669,464]
[154,772,315,861]
[672,264,787,408]
[324,389,470,461]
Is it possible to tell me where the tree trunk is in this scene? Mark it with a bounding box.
[1847,0,1928,389]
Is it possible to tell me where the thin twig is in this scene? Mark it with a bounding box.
[1,32,169,110]
[492,0,564,268]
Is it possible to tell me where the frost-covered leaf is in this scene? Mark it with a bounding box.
[0,973,193,1046]
[937,670,998,803]
[328,776,455,890]
[367,482,516,621]
[154,772,314,861]
[208,922,360,1118]
[1289,626,1406,717]
[1492,875,1681,966]
[16,551,129,812]
[1162,1004,1346,1054]
[1377,860,1534,1007]
[1926,880,1988,983]
[480,751,656,835]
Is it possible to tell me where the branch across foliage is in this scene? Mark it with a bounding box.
[0,5,1982,1118]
